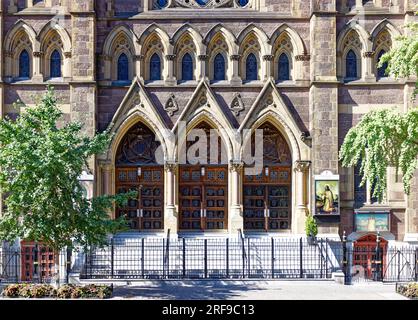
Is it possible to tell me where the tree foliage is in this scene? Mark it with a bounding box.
[341,14,418,201]
[340,108,418,202]
[0,87,135,251]
[379,15,418,97]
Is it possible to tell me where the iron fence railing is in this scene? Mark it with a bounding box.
[1,237,417,284]
[80,237,343,280]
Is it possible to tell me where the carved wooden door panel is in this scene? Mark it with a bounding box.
[179,166,228,231]
[243,166,291,231]
[116,166,164,230]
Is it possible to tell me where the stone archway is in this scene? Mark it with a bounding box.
[243,122,293,231]
[114,121,164,231]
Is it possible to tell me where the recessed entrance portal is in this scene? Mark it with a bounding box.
[179,121,228,231]
[115,122,164,231]
[243,123,292,231]
[353,234,388,279]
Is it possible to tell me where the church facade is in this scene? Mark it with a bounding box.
[0,0,417,243]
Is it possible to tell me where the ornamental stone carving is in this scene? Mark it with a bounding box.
[165,93,179,116]
[230,93,245,116]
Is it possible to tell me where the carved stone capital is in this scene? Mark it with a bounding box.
[134,55,144,61]
[33,51,43,58]
[166,54,176,61]
[198,55,208,61]
[64,51,72,58]
[229,161,244,173]
[363,51,375,58]
[230,54,241,61]
[3,51,13,58]
[263,55,274,61]
[295,54,311,61]
[294,161,311,173]
[165,161,178,172]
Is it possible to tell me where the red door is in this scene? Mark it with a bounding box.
[21,241,56,282]
[353,234,387,280]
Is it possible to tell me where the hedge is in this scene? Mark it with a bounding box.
[1,283,112,299]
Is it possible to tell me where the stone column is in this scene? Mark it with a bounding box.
[165,162,178,235]
[102,54,112,81]
[143,0,149,12]
[230,54,242,85]
[229,161,244,234]
[310,0,340,236]
[63,51,72,81]
[165,54,177,85]
[363,51,376,81]
[197,54,207,80]
[294,161,310,234]
[134,55,143,80]
[26,0,33,8]
[263,54,273,80]
[32,51,44,83]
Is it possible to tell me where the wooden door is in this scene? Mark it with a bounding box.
[116,166,164,230]
[179,166,228,231]
[243,166,292,231]
[21,241,55,282]
[353,234,388,279]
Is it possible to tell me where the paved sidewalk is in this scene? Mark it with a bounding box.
[110,280,407,300]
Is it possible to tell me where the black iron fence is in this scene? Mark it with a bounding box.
[80,237,342,280]
[1,237,417,284]
[0,243,70,284]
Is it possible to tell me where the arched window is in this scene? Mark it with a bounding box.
[346,50,357,79]
[117,53,129,81]
[150,53,161,81]
[213,53,226,81]
[377,50,388,78]
[278,53,290,81]
[19,50,30,78]
[182,53,194,81]
[246,53,258,81]
[50,50,62,78]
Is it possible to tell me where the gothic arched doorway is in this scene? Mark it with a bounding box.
[243,122,292,231]
[115,122,164,231]
[178,121,229,231]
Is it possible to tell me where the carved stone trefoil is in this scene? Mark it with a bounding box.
[165,93,179,116]
[230,93,245,116]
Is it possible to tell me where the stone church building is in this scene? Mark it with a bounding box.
[0,0,417,243]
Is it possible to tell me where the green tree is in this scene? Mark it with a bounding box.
[341,15,418,201]
[0,87,135,283]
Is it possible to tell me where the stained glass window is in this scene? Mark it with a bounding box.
[346,50,357,79]
[50,50,61,78]
[117,53,129,81]
[246,53,258,81]
[182,53,194,81]
[150,53,161,81]
[377,50,388,78]
[19,50,30,78]
[213,53,225,81]
[155,0,168,8]
[238,0,249,6]
[278,53,290,81]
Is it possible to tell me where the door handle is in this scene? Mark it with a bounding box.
[137,209,143,218]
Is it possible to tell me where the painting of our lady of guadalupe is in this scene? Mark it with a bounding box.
[315,180,340,215]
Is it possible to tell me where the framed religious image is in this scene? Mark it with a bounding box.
[354,212,390,232]
[314,171,340,215]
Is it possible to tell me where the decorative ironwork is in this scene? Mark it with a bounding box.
[258,122,292,165]
[115,122,161,166]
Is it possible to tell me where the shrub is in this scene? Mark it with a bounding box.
[397,283,418,299]
[2,283,112,299]
[305,214,318,237]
